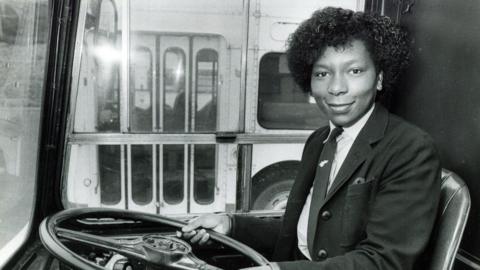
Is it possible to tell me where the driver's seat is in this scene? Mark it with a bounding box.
[428,169,470,270]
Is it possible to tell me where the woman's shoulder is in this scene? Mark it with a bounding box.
[386,112,436,148]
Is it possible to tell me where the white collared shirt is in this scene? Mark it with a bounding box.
[297,104,375,260]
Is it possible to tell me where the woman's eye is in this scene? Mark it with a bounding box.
[314,71,329,78]
[350,68,363,75]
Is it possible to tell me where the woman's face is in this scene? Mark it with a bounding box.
[310,39,382,127]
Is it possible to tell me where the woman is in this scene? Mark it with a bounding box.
[182,7,441,270]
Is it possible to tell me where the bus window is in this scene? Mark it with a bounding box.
[163,48,186,132]
[257,53,328,129]
[99,145,121,205]
[193,144,216,205]
[131,145,153,205]
[163,145,185,205]
[130,47,153,132]
[0,0,48,266]
[195,49,218,132]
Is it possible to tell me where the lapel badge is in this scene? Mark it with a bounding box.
[353,177,366,184]
[319,160,329,167]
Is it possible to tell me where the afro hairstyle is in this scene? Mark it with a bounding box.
[286,7,411,99]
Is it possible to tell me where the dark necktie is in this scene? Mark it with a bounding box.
[307,127,343,253]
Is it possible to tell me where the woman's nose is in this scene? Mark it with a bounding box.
[328,75,347,95]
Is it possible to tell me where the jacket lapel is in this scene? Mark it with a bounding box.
[323,104,389,204]
[290,128,330,209]
[279,127,330,226]
[272,127,330,261]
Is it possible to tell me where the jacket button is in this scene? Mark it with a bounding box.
[321,210,331,220]
[318,249,328,259]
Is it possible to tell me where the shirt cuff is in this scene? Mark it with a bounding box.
[269,262,281,270]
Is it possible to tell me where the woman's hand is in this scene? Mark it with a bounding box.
[181,214,231,245]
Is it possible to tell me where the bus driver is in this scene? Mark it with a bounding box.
[181,7,441,270]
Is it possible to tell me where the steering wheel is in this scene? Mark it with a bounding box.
[39,208,270,270]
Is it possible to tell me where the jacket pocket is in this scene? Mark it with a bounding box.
[340,180,374,247]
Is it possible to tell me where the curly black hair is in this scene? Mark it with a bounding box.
[286,7,411,99]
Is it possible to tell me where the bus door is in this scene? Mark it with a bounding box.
[155,34,230,214]
[64,0,241,216]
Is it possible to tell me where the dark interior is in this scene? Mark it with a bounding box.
[380,0,480,267]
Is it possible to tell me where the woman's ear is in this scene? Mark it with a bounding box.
[376,71,384,91]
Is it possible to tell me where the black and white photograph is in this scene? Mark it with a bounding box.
[0,1,478,269]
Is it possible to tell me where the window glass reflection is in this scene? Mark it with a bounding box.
[75,0,121,132]
[95,0,120,132]
[163,48,186,132]
[95,61,120,132]
[163,145,184,204]
[0,0,48,258]
[195,49,217,132]
[130,47,153,132]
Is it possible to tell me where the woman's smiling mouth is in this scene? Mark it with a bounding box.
[326,101,355,113]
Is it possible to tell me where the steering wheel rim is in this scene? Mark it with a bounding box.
[39,207,270,270]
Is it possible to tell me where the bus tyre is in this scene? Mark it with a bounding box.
[252,180,294,210]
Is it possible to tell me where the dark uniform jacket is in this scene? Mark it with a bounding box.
[231,104,441,270]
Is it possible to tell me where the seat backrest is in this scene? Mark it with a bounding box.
[428,169,471,270]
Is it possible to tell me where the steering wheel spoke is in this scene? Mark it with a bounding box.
[56,228,147,261]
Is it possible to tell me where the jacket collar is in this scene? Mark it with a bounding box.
[358,102,388,145]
